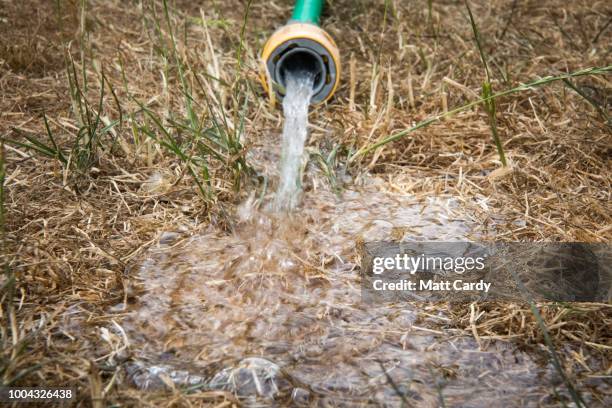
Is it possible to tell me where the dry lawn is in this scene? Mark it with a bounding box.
[1,0,610,406]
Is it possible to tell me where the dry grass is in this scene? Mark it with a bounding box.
[1,0,610,406]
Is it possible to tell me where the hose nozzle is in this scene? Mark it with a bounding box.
[261,23,341,105]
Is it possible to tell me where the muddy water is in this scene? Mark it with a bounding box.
[119,178,570,406]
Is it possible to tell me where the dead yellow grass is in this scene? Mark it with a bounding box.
[1,0,610,406]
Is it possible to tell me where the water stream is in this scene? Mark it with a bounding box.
[274,70,315,211]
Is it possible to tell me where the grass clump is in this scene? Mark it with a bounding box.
[4,0,255,202]
[4,53,120,177]
[134,0,253,200]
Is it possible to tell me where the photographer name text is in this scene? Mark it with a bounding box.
[372,279,491,292]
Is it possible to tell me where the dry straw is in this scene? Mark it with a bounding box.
[1,0,610,405]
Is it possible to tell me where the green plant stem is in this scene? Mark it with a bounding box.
[562,78,610,123]
[465,0,491,82]
[482,82,507,166]
[465,0,507,165]
[162,0,197,129]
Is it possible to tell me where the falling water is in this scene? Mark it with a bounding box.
[273,71,315,211]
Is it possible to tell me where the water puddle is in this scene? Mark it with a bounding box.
[113,180,571,406]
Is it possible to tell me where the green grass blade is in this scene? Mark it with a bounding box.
[4,139,56,160]
[482,82,507,166]
[562,78,610,123]
[162,0,198,130]
[101,68,123,126]
[136,100,210,198]
[465,0,490,81]
[42,113,68,165]
[235,0,253,70]
[465,1,507,165]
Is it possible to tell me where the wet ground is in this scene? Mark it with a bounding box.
[113,175,585,407]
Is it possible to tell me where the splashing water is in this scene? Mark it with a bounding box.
[112,186,582,406]
[274,71,315,211]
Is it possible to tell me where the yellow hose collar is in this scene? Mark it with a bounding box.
[261,23,341,105]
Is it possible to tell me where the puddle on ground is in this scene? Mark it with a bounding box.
[113,180,580,407]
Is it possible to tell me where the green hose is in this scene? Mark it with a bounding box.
[291,0,324,25]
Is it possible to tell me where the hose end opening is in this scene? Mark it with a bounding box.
[261,24,341,105]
